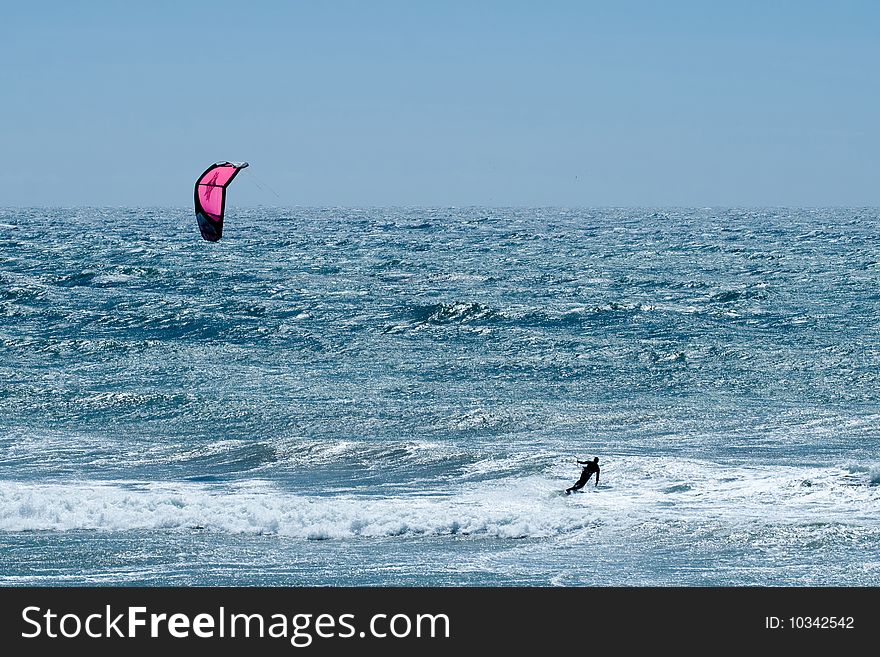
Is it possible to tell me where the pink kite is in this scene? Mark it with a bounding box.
[194,161,248,241]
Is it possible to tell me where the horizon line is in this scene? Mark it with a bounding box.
[3,204,880,211]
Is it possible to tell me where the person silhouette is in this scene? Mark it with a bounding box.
[565,457,600,494]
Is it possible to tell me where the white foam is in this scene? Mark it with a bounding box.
[845,462,880,485]
[568,457,880,529]
[0,477,594,539]
[92,273,136,285]
[1,458,877,540]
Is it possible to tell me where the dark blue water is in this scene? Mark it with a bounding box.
[1,207,878,585]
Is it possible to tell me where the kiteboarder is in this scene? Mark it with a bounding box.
[565,457,600,494]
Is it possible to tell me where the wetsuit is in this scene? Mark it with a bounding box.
[566,461,599,493]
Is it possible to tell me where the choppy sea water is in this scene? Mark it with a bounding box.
[1,207,878,586]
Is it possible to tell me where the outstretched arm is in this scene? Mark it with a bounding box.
[577,460,589,464]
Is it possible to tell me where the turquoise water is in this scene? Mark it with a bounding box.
[1,207,878,585]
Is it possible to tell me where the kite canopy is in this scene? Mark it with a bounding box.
[194,161,248,241]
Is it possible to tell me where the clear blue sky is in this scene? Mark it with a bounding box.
[2,1,878,206]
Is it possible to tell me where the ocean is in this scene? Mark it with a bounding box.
[1,207,878,586]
